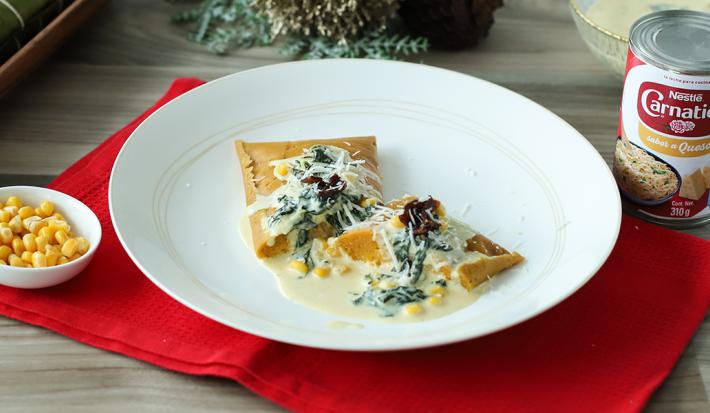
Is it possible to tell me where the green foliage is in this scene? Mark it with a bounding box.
[169,0,273,55]
[168,0,429,59]
[281,27,429,60]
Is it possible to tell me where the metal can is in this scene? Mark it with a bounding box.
[614,10,710,228]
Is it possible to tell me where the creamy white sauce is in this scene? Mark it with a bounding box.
[239,215,483,323]
[262,253,483,323]
[327,321,364,330]
[585,0,710,36]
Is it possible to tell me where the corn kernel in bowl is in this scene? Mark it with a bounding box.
[0,196,90,269]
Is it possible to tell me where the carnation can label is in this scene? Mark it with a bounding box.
[614,10,710,228]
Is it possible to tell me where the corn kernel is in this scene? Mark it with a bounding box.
[22,234,36,253]
[32,222,47,235]
[359,198,378,208]
[439,222,449,231]
[0,228,11,245]
[325,245,341,257]
[40,201,54,217]
[436,204,446,218]
[428,296,443,306]
[39,226,55,242]
[45,250,59,267]
[28,218,46,234]
[0,223,7,229]
[22,216,39,231]
[57,256,69,265]
[35,236,48,252]
[289,260,308,273]
[76,237,90,255]
[8,215,21,233]
[61,238,78,257]
[370,279,380,288]
[275,164,290,177]
[390,216,405,229]
[0,210,9,223]
[48,220,69,234]
[8,254,24,267]
[31,251,47,268]
[11,237,24,255]
[52,212,65,221]
[313,267,330,278]
[21,251,32,263]
[17,206,34,219]
[45,244,59,254]
[403,303,423,315]
[5,196,21,208]
[382,280,397,289]
[0,245,11,261]
[54,230,69,245]
[34,207,47,218]
[0,259,5,266]
[3,205,17,216]
[429,286,446,296]
[333,264,350,275]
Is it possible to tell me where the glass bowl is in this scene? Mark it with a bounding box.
[569,0,629,78]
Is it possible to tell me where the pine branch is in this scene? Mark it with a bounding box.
[281,28,429,60]
[169,0,273,55]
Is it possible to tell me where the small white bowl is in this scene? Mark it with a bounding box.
[0,186,101,288]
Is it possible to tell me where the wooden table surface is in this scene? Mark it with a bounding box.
[1,0,709,411]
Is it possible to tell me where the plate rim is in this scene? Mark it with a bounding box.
[109,59,622,351]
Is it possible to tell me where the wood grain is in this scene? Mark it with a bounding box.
[0,0,707,411]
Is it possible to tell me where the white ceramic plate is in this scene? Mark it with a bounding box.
[109,60,621,351]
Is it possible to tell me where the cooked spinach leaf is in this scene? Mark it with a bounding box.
[266,195,297,228]
[353,285,427,317]
[391,230,411,271]
[310,145,334,164]
[408,239,429,285]
[326,214,345,235]
[292,241,314,271]
[295,229,309,249]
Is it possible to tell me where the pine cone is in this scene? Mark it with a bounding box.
[399,0,503,49]
[253,0,399,43]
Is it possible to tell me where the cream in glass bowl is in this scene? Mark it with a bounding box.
[570,0,710,77]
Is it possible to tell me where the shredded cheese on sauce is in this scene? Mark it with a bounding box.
[248,145,382,238]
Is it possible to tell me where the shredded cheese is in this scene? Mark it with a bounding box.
[379,228,399,271]
[407,222,416,246]
[342,203,359,226]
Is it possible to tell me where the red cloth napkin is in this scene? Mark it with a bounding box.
[1,78,710,413]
